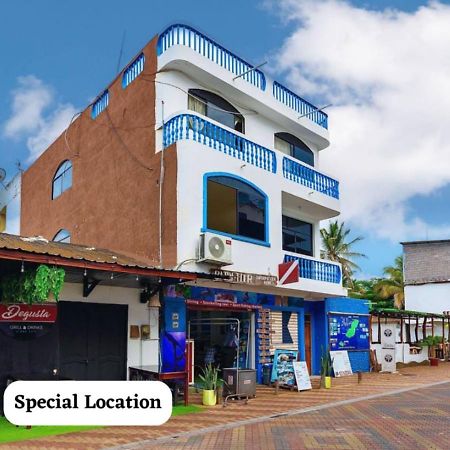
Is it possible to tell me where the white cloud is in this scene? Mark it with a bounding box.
[271,0,450,241]
[3,75,76,163]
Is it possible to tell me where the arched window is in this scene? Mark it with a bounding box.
[188,89,245,133]
[52,160,72,199]
[274,132,314,167]
[53,229,71,243]
[204,174,268,244]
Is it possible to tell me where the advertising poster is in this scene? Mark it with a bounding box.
[270,349,298,386]
[330,350,353,377]
[329,314,370,351]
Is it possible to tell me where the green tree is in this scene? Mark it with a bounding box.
[320,221,366,288]
[348,278,394,310]
[375,256,405,309]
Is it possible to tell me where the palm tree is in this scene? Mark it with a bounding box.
[320,221,366,288]
[349,278,394,310]
[375,256,404,309]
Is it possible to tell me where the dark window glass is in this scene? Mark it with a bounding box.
[207,176,266,242]
[52,160,72,199]
[188,89,245,133]
[282,215,313,256]
[275,132,314,167]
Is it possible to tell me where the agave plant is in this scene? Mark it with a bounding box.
[198,364,220,391]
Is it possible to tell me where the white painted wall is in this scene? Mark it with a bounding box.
[371,343,430,364]
[370,318,447,364]
[175,140,346,298]
[155,69,325,174]
[60,282,160,377]
[405,284,450,314]
[157,45,330,150]
[155,50,345,299]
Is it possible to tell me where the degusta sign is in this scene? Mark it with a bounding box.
[4,381,172,426]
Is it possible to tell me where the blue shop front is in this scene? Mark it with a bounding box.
[159,284,370,384]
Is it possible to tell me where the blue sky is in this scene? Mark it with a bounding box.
[1,0,448,278]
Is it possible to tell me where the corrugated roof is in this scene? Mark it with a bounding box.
[0,233,213,278]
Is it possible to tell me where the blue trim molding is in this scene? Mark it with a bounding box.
[202,172,270,247]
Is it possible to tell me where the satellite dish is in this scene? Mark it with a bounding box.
[0,168,6,185]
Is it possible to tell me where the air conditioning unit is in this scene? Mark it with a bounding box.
[198,232,233,266]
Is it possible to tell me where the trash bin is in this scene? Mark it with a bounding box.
[262,364,272,385]
[222,368,256,398]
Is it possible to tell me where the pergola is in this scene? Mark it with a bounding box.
[370,308,448,345]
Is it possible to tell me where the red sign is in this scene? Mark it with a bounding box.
[0,304,57,323]
[278,260,299,285]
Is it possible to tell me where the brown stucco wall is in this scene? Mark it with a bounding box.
[21,36,178,267]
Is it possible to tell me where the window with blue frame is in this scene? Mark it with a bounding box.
[206,175,266,243]
[275,132,314,167]
[282,215,313,256]
[53,229,71,243]
[52,160,72,199]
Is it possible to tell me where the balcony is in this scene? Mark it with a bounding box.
[157,24,329,135]
[163,113,277,173]
[284,254,341,284]
[163,113,339,202]
[282,157,339,199]
[273,82,328,129]
[157,24,266,91]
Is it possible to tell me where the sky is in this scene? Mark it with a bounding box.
[1,0,449,278]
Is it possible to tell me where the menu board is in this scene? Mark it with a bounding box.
[293,361,312,391]
[270,349,298,386]
[329,314,370,351]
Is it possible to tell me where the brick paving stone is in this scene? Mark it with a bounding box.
[2,364,450,449]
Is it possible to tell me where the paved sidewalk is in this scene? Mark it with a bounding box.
[136,381,450,449]
[2,363,450,450]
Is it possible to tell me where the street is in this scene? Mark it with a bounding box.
[137,382,450,449]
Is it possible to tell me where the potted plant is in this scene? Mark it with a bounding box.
[420,335,446,365]
[199,364,220,406]
[320,349,333,389]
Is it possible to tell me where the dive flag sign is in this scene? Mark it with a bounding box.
[278,260,299,285]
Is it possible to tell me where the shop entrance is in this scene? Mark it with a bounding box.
[187,307,255,380]
[305,315,312,372]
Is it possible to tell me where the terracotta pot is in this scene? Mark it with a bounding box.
[429,357,439,367]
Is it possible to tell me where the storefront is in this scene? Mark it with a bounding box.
[0,234,214,411]
[159,282,371,383]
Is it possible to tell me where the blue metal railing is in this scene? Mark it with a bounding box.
[122,53,145,88]
[91,90,109,119]
[284,254,341,284]
[163,114,277,173]
[282,157,339,199]
[273,81,328,129]
[157,24,266,91]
